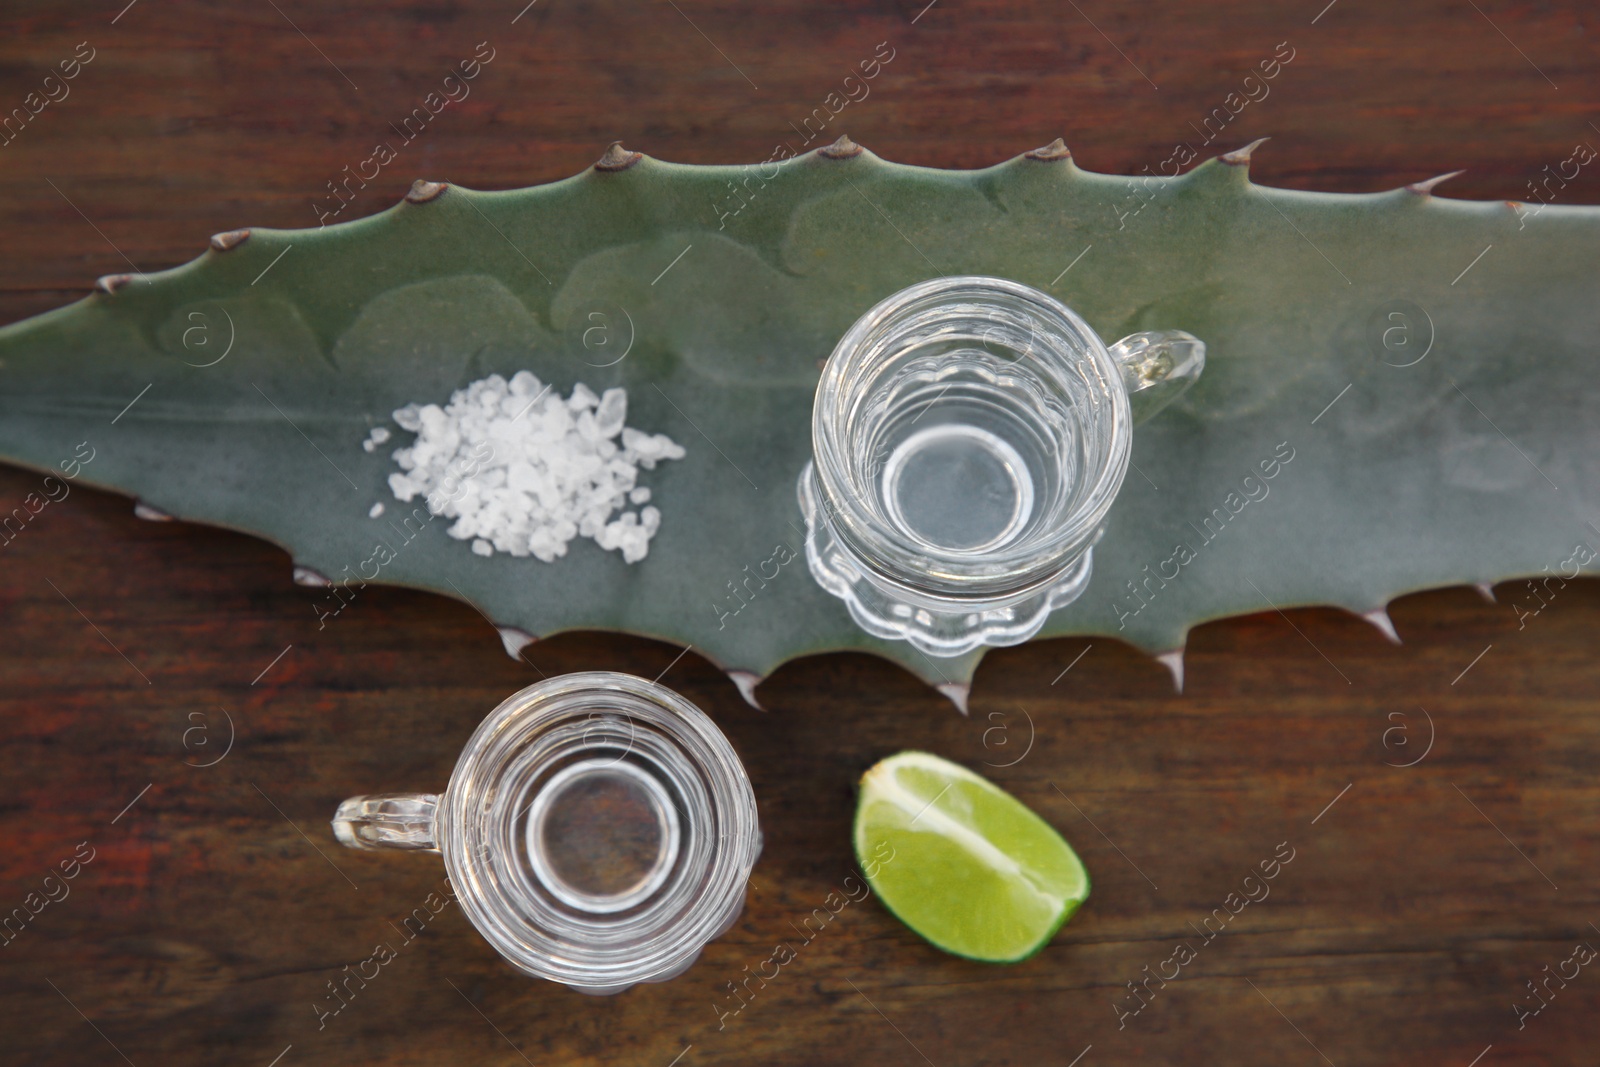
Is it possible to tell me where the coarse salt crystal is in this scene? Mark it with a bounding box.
[567,382,599,410]
[373,375,684,564]
[594,388,627,438]
[393,404,422,432]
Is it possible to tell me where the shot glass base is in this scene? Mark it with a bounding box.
[799,463,1094,658]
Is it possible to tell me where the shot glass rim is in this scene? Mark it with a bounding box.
[438,670,760,988]
[810,275,1133,596]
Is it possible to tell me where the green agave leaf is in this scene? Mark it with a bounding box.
[2,138,1595,706]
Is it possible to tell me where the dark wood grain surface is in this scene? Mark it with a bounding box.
[2,2,1598,1064]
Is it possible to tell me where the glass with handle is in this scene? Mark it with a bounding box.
[799,275,1205,657]
[332,671,762,994]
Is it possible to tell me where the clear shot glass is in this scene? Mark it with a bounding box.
[332,672,761,994]
[799,276,1204,658]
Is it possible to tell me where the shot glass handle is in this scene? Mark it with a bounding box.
[332,793,440,852]
[1106,330,1206,425]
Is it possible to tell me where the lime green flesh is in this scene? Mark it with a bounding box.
[854,751,1089,962]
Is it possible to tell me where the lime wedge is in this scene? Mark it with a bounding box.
[853,751,1089,962]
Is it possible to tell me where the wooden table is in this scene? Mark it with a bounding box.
[2,2,1596,1063]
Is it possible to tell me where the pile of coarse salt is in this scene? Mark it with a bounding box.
[373,371,685,563]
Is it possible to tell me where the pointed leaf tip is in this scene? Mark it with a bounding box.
[727,670,765,711]
[936,682,970,716]
[1405,170,1466,196]
[1024,138,1071,162]
[209,228,251,252]
[404,180,448,203]
[291,565,330,588]
[1155,649,1185,693]
[95,273,138,294]
[133,501,173,522]
[1474,582,1497,604]
[1360,609,1402,645]
[1219,137,1270,167]
[818,134,863,159]
[594,142,643,172]
[497,626,537,660]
